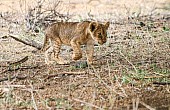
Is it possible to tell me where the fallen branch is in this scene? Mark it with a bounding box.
[144,74,170,79]
[140,101,156,110]
[1,65,39,74]
[8,34,42,50]
[0,75,27,82]
[1,56,28,74]
[0,85,26,88]
[153,82,170,85]
[0,65,40,82]
[45,71,87,79]
[0,56,41,79]
[8,56,28,67]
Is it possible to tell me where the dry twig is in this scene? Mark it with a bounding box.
[8,34,42,50]
[45,71,87,79]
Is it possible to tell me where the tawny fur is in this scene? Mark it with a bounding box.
[42,21,110,65]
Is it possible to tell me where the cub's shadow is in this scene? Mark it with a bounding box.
[70,59,107,69]
[73,61,88,69]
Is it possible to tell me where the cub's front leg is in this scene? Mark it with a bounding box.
[70,39,82,61]
[86,40,94,65]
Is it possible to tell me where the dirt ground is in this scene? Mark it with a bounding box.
[0,0,170,110]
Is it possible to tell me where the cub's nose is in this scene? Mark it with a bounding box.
[103,39,106,43]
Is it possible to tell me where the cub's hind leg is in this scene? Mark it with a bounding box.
[44,46,54,65]
[44,38,53,65]
[52,38,69,64]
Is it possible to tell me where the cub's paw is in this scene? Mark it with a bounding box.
[72,53,82,60]
[87,60,93,65]
[45,60,55,65]
[54,57,69,65]
[57,60,69,65]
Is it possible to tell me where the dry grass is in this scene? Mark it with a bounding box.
[0,0,170,109]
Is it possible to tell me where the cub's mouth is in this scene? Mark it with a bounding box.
[98,41,105,45]
[98,40,106,45]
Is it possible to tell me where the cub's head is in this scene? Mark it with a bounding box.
[89,21,110,45]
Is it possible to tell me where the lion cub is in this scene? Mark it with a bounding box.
[42,21,110,65]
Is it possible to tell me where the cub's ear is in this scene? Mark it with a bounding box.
[104,22,110,30]
[89,22,97,32]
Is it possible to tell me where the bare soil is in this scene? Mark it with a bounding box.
[0,0,170,109]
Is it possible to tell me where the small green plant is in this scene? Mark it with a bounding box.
[162,26,170,31]
[45,98,71,109]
